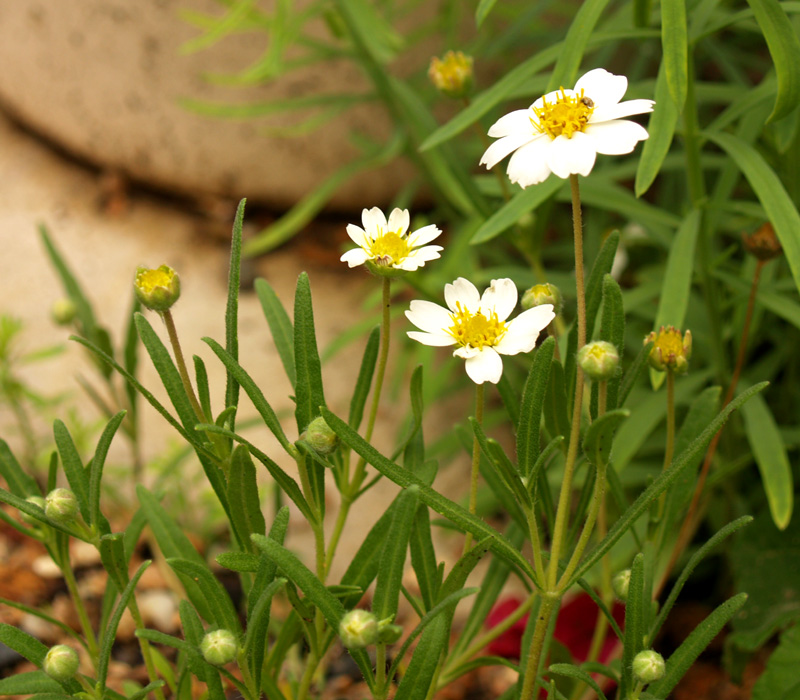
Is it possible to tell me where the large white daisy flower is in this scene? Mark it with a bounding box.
[406,277,556,385]
[480,68,655,188]
[340,207,443,272]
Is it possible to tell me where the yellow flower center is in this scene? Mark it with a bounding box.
[532,88,594,140]
[448,303,507,349]
[136,268,173,292]
[653,328,684,359]
[369,231,410,266]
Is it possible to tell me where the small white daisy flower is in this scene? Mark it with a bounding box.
[406,277,556,385]
[340,207,443,273]
[480,68,655,188]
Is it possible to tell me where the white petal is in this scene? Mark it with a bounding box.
[546,132,596,179]
[406,224,442,248]
[480,132,536,170]
[346,224,369,248]
[387,208,410,235]
[362,207,387,235]
[495,305,555,355]
[585,120,649,155]
[464,348,504,385]
[574,69,627,106]
[506,136,552,188]
[408,331,455,347]
[453,345,480,359]
[406,300,453,333]
[445,277,481,313]
[591,99,655,123]
[480,278,518,321]
[340,248,370,267]
[397,245,443,271]
[487,109,532,138]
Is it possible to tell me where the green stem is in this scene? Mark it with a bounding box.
[128,598,167,700]
[376,643,387,699]
[57,541,99,662]
[547,174,587,591]
[161,310,206,424]
[326,277,392,576]
[463,382,485,554]
[655,370,676,523]
[518,594,558,700]
[296,649,318,700]
[237,649,259,700]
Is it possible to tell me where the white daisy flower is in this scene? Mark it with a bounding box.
[340,207,443,273]
[480,68,655,188]
[406,277,556,385]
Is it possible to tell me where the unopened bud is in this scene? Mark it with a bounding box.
[377,618,403,644]
[51,299,77,326]
[578,341,619,381]
[302,416,339,456]
[134,265,181,312]
[632,650,666,683]
[44,644,79,681]
[742,222,782,261]
[521,283,562,315]
[45,488,78,524]
[645,326,691,374]
[21,496,46,526]
[200,629,238,666]
[612,569,631,601]
[339,609,378,649]
[428,51,474,99]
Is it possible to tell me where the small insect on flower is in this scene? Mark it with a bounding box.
[340,207,443,276]
[406,278,555,385]
[480,68,654,187]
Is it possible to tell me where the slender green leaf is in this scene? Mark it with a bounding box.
[349,326,380,429]
[202,337,294,453]
[636,62,680,196]
[661,0,688,107]
[98,561,151,696]
[517,336,555,478]
[227,444,267,550]
[89,411,126,530]
[373,486,420,622]
[52,420,90,523]
[293,273,326,433]
[394,615,449,700]
[217,551,260,573]
[598,274,625,411]
[323,408,536,581]
[249,506,290,616]
[619,341,653,408]
[0,440,39,497]
[410,504,439,612]
[585,232,620,343]
[571,382,766,584]
[100,533,130,590]
[0,623,48,665]
[547,0,613,90]
[136,485,212,621]
[751,625,800,700]
[471,418,531,509]
[225,199,246,423]
[471,178,564,244]
[476,0,499,26]
[741,391,793,529]
[168,558,240,633]
[652,516,752,641]
[549,664,607,700]
[0,671,62,696]
[650,594,749,698]
[745,0,800,121]
[0,598,85,648]
[254,278,296,387]
[583,409,629,469]
[0,488,82,539]
[244,578,286,691]
[705,131,800,295]
[194,356,211,420]
[620,554,645,698]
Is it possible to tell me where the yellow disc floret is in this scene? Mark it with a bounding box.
[134,264,180,312]
[532,88,594,140]
[136,267,173,293]
[369,231,411,266]
[645,325,692,374]
[448,303,507,349]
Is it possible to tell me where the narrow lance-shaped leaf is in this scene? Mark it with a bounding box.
[254,278,296,388]
[661,0,688,108]
[225,198,246,424]
[89,411,127,531]
[517,336,555,478]
[293,272,326,433]
[167,558,241,634]
[227,444,267,551]
[53,420,91,523]
[620,553,645,698]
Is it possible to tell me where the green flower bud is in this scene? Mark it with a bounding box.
[521,283,562,315]
[612,569,631,601]
[644,326,691,374]
[578,341,619,381]
[200,629,238,666]
[21,496,46,526]
[377,620,403,644]
[428,51,474,99]
[339,609,378,649]
[44,644,79,681]
[51,298,77,326]
[134,265,181,312]
[45,488,79,524]
[632,650,666,684]
[302,416,339,456]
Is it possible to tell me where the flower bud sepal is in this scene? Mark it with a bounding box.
[364,258,408,279]
[377,617,403,644]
